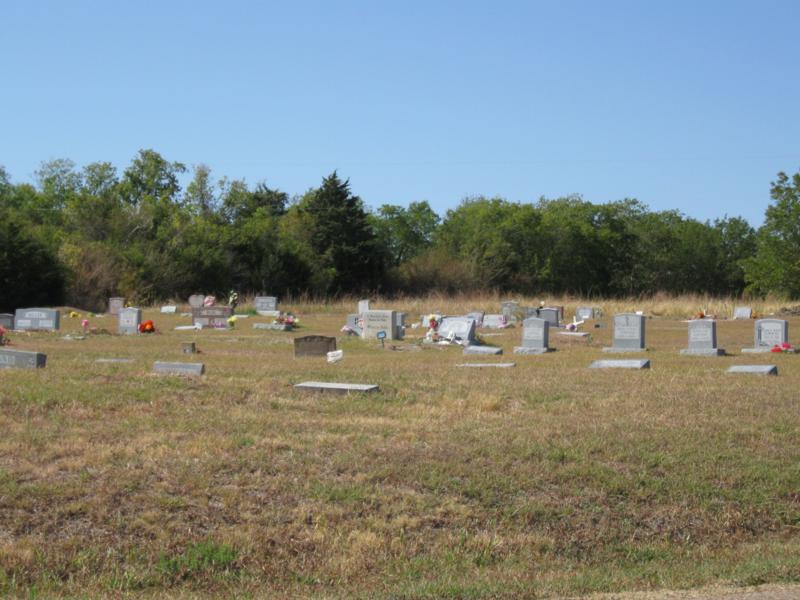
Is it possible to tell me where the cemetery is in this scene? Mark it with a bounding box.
[0,294,799,597]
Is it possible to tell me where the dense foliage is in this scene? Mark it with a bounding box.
[0,151,795,310]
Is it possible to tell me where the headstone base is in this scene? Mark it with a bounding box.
[602,346,647,353]
[727,365,778,375]
[513,347,553,355]
[463,345,503,356]
[590,359,650,369]
[680,348,726,356]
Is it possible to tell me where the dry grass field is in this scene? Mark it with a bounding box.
[1,294,799,598]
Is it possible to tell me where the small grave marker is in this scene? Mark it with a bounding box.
[294,381,379,394]
[0,348,46,369]
[358,299,370,314]
[456,362,516,368]
[95,358,134,364]
[576,307,597,320]
[181,342,196,354]
[294,335,337,357]
[463,345,503,355]
[590,359,650,369]
[603,313,646,353]
[108,297,125,315]
[727,365,778,375]
[160,305,177,314]
[733,306,753,320]
[255,296,279,316]
[118,307,142,335]
[153,361,205,376]
[253,322,291,331]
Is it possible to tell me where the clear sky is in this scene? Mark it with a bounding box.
[2,1,798,226]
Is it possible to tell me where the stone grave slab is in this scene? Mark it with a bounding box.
[0,348,47,369]
[590,359,650,369]
[181,342,196,354]
[438,317,476,343]
[559,331,589,338]
[255,296,278,316]
[0,313,14,329]
[118,307,142,335]
[463,345,503,356]
[294,381,379,394]
[733,306,752,320]
[160,306,177,313]
[253,322,291,331]
[741,319,789,353]
[456,362,516,368]
[362,310,397,340]
[95,358,135,364]
[514,317,552,354]
[681,319,725,356]
[108,297,125,315]
[727,365,778,375]
[482,314,507,329]
[603,313,646,352]
[14,308,60,331]
[192,306,232,329]
[576,307,597,320]
[539,307,560,327]
[294,335,337,357]
[153,361,204,376]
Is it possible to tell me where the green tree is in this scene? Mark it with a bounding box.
[743,169,800,297]
[372,201,439,267]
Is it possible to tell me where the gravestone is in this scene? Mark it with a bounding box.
[456,362,516,368]
[0,348,47,369]
[192,305,232,329]
[294,381,378,394]
[358,299,370,314]
[362,310,397,340]
[118,307,142,335]
[438,317,476,344]
[463,345,503,356]
[727,365,778,375]
[576,307,596,320]
[514,317,551,354]
[501,301,519,322]
[742,319,789,353]
[603,313,646,352]
[394,312,406,339]
[482,314,507,329]
[0,313,14,329]
[188,294,205,309]
[181,342,196,354]
[466,311,485,327]
[538,308,560,327]
[733,306,752,320]
[153,361,204,376]
[294,335,337,357]
[160,305,177,314]
[589,359,650,369]
[253,322,291,331]
[95,358,134,364]
[14,308,60,331]
[255,296,279,316]
[108,297,125,315]
[681,319,725,356]
[346,314,363,336]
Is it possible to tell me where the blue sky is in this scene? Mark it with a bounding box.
[2,1,798,226]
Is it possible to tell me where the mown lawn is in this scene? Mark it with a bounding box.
[1,300,798,598]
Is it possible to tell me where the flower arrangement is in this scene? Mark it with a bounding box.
[770,342,793,353]
[227,315,237,328]
[0,325,7,346]
[274,314,298,329]
[138,320,155,334]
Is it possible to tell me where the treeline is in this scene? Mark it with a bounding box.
[1,149,799,311]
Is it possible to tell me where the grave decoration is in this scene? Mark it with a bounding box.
[0,325,8,346]
[138,320,156,334]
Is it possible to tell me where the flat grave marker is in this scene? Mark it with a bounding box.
[590,359,650,369]
[727,365,778,375]
[153,361,204,376]
[463,345,503,356]
[95,358,135,364]
[0,348,47,369]
[294,381,379,394]
[456,362,516,368]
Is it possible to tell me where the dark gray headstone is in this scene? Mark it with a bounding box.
[118,307,142,335]
[727,365,778,375]
[538,308,560,327]
[514,317,551,354]
[294,381,378,394]
[362,310,397,340]
[0,313,14,329]
[108,297,125,315]
[438,317,476,343]
[294,335,337,357]
[0,348,46,369]
[188,294,205,309]
[590,359,650,369]
[603,313,646,352]
[742,319,789,353]
[192,305,232,329]
[733,306,752,320]
[681,319,725,356]
[153,361,204,376]
[394,312,406,339]
[255,296,278,315]
[14,308,60,331]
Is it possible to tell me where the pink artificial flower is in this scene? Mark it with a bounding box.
[770,345,782,353]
